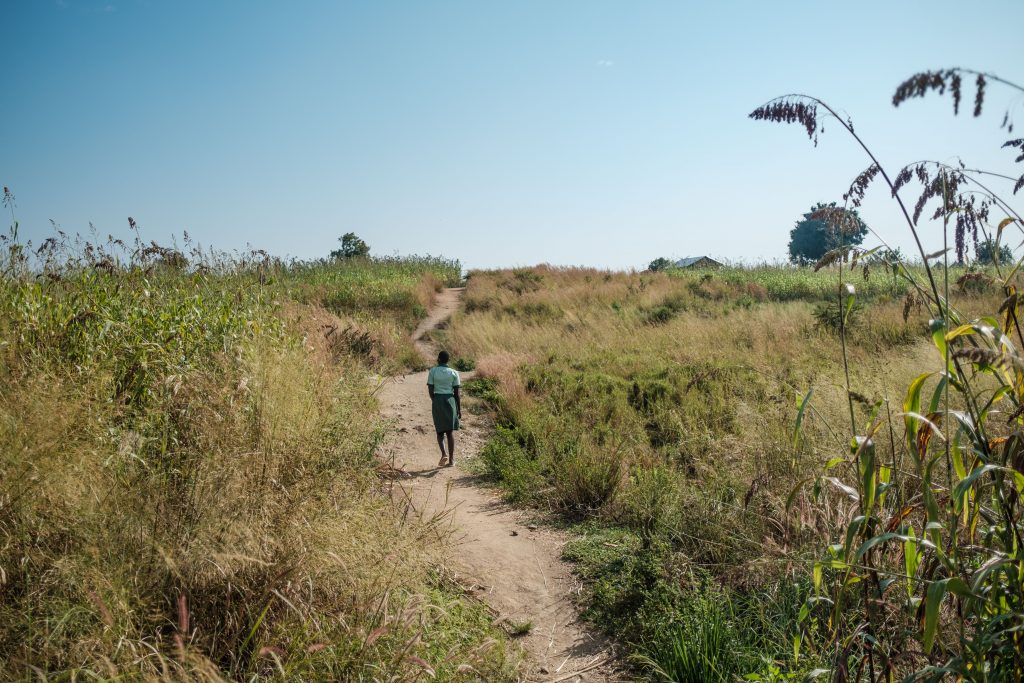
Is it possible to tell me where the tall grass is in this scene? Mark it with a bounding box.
[445,262,1009,679]
[665,263,912,303]
[280,254,462,371]
[0,226,514,680]
[282,254,461,324]
[636,603,739,683]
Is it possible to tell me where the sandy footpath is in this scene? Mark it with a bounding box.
[376,288,624,682]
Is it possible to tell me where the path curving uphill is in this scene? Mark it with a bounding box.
[377,288,622,682]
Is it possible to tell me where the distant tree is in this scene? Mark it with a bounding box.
[975,238,1014,266]
[788,203,869,265]
[331,232,370,259]
[648,257,674,272]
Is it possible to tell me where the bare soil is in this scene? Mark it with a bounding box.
[377,288,625,682]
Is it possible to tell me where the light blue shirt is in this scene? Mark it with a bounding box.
[427,365,460,395]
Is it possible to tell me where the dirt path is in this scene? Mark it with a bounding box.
[378,288,623,682]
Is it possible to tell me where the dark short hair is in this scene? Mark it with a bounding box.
[438,350,450,364]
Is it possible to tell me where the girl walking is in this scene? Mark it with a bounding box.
[427,350,461,467]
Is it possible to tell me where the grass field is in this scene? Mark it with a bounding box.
[0,235,518,680]
[5,224,1019,681]
[665,262,911,302]
[281,254,462,371]
[443,263,1010,679]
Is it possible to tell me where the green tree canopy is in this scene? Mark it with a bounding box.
[648,257,674,272]
[975,238,1014,265]
[331,232,370,259]
[787,203,869,265]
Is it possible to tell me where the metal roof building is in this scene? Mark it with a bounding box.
[674,256,724,269]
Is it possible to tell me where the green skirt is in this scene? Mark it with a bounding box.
[432,394,460,433]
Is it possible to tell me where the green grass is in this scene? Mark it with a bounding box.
[278,255,462,371]
[664,263,911,302]
[505,620,533,637]
[563,528,816,682]
[282,255,461,329]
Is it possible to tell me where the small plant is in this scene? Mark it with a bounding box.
[744,663,799,682]
[452,357,476,371]
[505,620,533,637]
[479,424,545,503]
[811,297,863,334]
[635,600,742,683]
[550,442,622,516]
[464,376,500,402]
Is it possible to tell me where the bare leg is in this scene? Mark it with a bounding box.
[446,431,455,466]
[436,432,447,466]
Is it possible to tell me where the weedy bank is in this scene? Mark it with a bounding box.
[441,262,1009,680]
[280,254,461,370]
[0,227,516,681]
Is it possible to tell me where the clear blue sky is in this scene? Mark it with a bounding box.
[3,1,1022,270]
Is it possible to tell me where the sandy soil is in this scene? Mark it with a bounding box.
[376,288,625,682]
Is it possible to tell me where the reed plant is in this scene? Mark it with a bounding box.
[750,68,1024,680]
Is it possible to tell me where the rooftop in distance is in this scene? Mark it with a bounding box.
[674,256,724,269]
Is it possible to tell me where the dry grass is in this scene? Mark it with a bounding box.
[0,244,517,681]
[452,266,947,479]
[443,264,1008,674]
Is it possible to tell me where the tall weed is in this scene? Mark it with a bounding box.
[752,68,1024,679]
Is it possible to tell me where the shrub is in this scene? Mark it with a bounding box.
[812,297,863,334]
[616,466,682,539]
[501,301,561,324]
[464,376,500,403]
[644,304,677,325]
[563,529,670,637]
[648,257,674,272]
[550,442,623,516]
[479,425,545,503]
[643,293,688,325]
[500,269,543,294]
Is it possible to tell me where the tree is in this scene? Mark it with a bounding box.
[787,202,869,265]
[648,257,674,272]
[331,232,370,259]
[975,238,1013,265]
